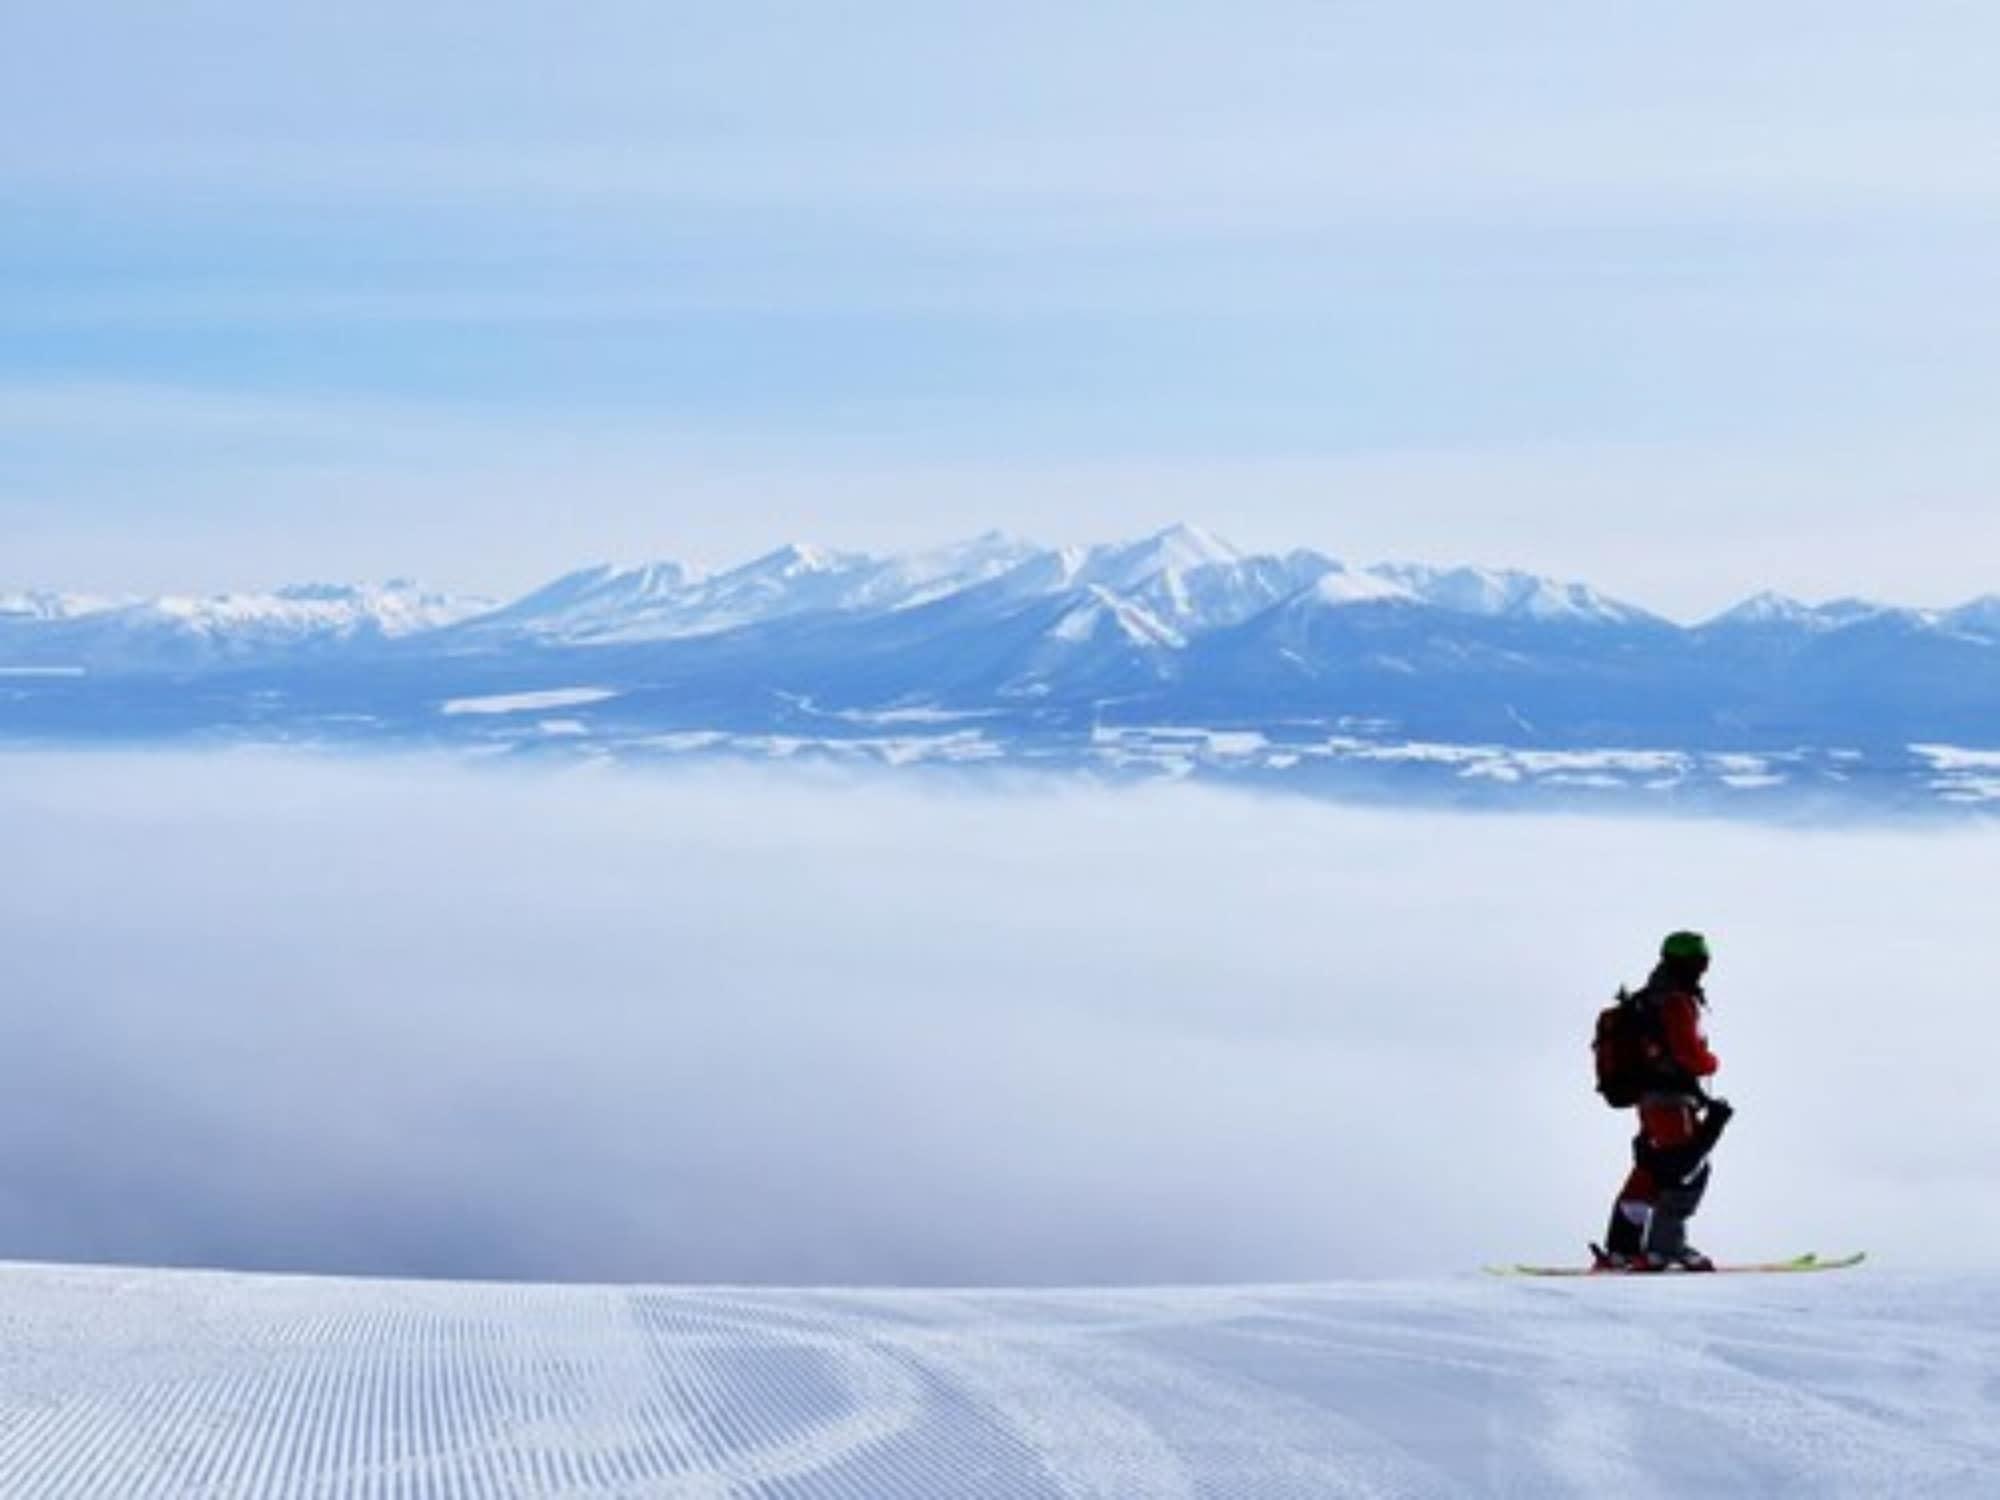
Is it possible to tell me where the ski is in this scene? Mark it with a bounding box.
[1485,1251,1866,1278]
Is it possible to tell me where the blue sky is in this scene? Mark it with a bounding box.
[5,1,1998,617]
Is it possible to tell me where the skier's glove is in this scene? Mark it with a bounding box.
[1704,1097,1735,1135]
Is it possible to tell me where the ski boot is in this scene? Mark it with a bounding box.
[1644,1246,1716,1273]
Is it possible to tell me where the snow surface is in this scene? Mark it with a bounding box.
[0,1260,1990,1497]
[1045,587,1186,649]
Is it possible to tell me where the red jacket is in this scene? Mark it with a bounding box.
[1654,987,1719,1081]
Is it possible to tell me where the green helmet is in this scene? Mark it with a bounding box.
[1661,930,1711,964]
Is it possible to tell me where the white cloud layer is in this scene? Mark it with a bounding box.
[0,753,1991,1284]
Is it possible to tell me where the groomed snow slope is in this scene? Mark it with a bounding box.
[0,1263,1992,1497]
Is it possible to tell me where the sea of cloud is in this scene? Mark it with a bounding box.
[0,751,1992,1284]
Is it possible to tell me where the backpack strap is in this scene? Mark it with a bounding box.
[1625,982,1670,1058]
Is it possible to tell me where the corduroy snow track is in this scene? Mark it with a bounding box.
[0,1261,1995,1497]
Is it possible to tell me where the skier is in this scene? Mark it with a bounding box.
[1598,930,1734,1271]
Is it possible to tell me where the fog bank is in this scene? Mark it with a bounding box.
[0,752,1992,1283]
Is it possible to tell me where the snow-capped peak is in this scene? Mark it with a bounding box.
[1709,590,1815,626]
[1142,522,1243,572]
[1306,568,1417,607]
[123,581,485,639]
[1705,592,1898,631]
[1370,564,1649,625]
[275,582,377,605]
[1077,525,1244,592]
[844,531,1043,612]
[463,536,1049,646]
[509,561,695,604]
[738,542,849,579]
[0,590,116,622]
[447,561,695,642]
[0,580,494,670]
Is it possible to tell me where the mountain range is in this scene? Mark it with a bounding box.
[5,526,1997,813]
